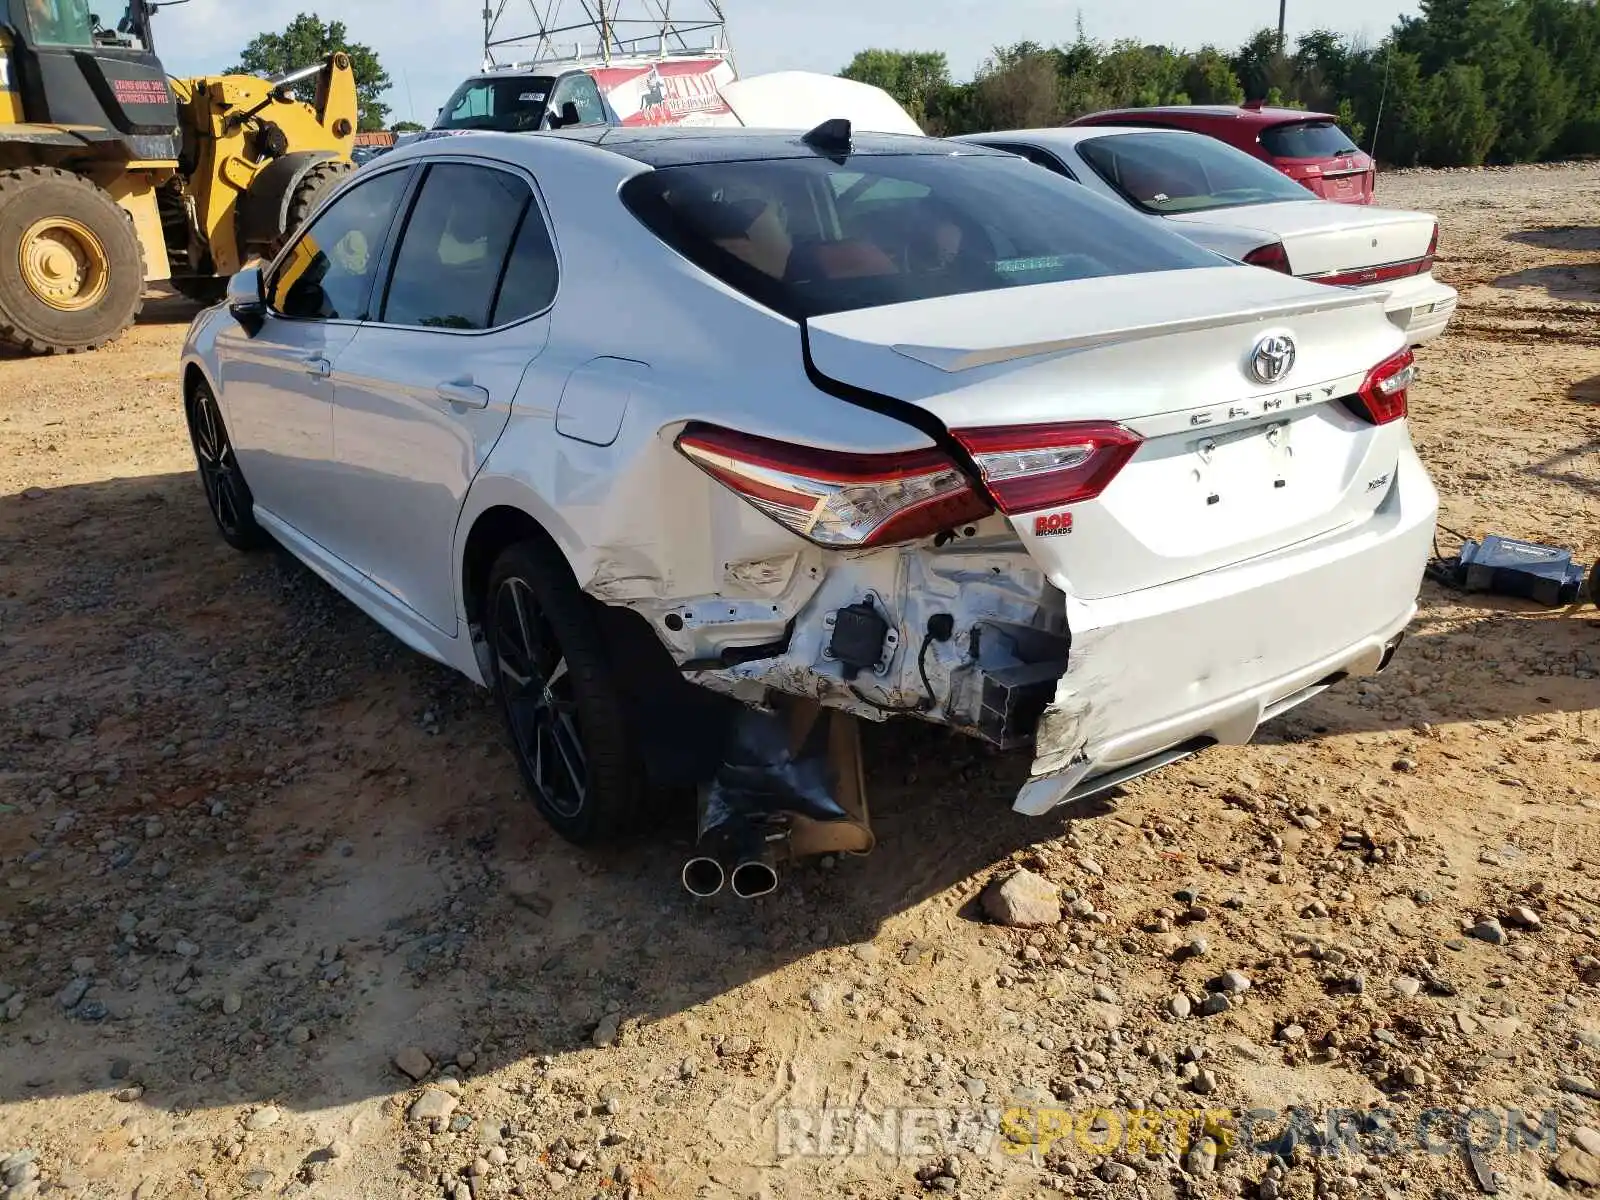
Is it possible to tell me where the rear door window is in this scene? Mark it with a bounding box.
[380,163,535,331]
[621,151,1221,320]
[1260,121,1360,159]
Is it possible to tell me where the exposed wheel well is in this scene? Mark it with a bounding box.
[460,504,738,788]
[461,506,564,630]
[182,363,207,401]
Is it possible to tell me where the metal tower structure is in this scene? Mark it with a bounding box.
[481,0,732,69]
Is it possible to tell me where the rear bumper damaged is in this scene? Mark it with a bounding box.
[590,443,1435,817]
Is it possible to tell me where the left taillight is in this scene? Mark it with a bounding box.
[952,422,1143,514]
[675,423,993,548]
[1243,242,1293,274]
[1349,348,1416,425]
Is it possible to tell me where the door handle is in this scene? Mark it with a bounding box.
[304,356,332,379]
[436,381,491,411]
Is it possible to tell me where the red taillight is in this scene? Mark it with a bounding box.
[1243,242,1292,274]
[675,423,992,548]
[1421,221,1439,271]
[951,422,1143,515]
[1350,348,1415,425]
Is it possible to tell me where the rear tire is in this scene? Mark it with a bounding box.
[0,167,145,355]
[486,541,646,846]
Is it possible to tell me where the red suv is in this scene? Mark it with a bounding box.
[1070,103,1376,205]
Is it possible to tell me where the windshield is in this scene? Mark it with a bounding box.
[22,0,94,45]
[436,76,556,132]
[621,151,1223,321]
[1078,131,1315,214]
[1260,120,1360,160]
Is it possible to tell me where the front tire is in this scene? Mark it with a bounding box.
[486,541,645,845]
[0,167,146,355]
[185,379,268,552]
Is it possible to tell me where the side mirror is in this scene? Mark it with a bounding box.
[227,266,267,336]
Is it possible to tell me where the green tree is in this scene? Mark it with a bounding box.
[839,49,951,127]
[390,120,425,133]
[1421,63,1499,164]
[229,13,392,131]
[1181,47,1245,105]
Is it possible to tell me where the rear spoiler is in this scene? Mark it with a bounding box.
[891,288,1383,374]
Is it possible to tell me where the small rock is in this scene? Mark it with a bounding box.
[243,1105,281,1132]
[1392,976,1423,1000]
[287,1025,312,1045]
[1558,1075,1600,1101]
[242,1168,273,1191]
[113,1085,145,1102]
[1167,994,1192,1020]
[1099,1160,1137,1184]
[1554,1148,1600,1189]
[1092,984,1119,1004]
[222,991,242,1016]
[1185,1135,1219,1176]
[394,1047,433,1081]
[982,870,1061,928]
[407,1089,459,1123]
[56,978,89,1011]
[1191,1068,1218,1096]
[327,1139,350,1160]
[1199,993,1231,1017]
[456,1050,477,1069]
[1468,919,1506,946]
[592,1013,621,1048]
[469,1157,492,1178]
[718,1034,752,1057]
[110,1057,132,1080]
[1278,1024,1305,1043]
[1506,905,1542,931]
[486,1146,508,1167]
[1218,970,1251,995]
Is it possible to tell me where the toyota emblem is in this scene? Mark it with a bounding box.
[1249,333,1297,385]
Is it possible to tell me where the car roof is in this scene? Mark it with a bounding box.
[535,124,1002,167]
[1081,105,1338,127]
[961,126,1208,149]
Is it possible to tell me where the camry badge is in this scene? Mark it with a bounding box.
[1249,333,1297,386]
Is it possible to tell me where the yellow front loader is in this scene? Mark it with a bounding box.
[0,1,357,354]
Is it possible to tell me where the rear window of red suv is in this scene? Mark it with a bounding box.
[1259,121,1360,159]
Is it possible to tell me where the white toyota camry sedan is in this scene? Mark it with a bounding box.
[180,123,1437,860]
[958,126,1459,347]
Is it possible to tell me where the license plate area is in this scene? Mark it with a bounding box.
[1191,419,1294,506]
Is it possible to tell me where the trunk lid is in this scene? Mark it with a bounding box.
[1168,202,1435,279]
[806,266,1410,599]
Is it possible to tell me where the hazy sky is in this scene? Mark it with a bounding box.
[153,1,1420,127]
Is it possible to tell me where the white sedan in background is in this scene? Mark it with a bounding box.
[179,124,1436,893]
[960,126,1458,346]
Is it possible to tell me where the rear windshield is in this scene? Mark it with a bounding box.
[1078,131,1314,214]
[1260,120,1360,160]
[437,76,557,132]
[619,152,1223,320]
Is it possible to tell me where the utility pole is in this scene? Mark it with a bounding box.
[1277,0,1287,54]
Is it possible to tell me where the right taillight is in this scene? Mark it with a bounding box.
[1421,222,1440,272]
[1243,242,1292,274]
[1350,348,1416,425]
[952,422,1143,514]
[675,423,992,548]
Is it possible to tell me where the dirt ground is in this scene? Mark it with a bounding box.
[0,163,1597,1200]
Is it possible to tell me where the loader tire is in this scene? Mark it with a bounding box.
[0,167,145,356]
[270,160,356,258]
